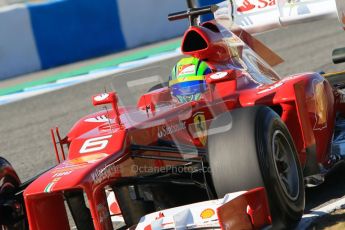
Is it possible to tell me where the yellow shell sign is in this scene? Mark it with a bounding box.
[200,208,215,219]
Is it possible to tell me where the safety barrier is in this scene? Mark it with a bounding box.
[0,5,40,80]
[0,0,220,80]
[28,0,126,69]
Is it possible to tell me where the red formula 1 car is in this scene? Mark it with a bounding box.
[2,2,345,230]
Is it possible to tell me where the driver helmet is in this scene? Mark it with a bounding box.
[169,57,211,102]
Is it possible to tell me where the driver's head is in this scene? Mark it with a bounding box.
[169,57,211,102]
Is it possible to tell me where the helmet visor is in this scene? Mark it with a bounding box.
[170,80,207,96]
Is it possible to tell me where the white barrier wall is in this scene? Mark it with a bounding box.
[0,5,41,80]
[117,0,187,48]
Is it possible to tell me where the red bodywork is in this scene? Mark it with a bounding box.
[23,21,340,230]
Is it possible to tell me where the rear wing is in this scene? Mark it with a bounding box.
[214,0,345,63]
[214,0,345,34]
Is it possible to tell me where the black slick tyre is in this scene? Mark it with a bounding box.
[208,106,305,229]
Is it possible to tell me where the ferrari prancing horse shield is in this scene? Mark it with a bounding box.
[193,112,207,146]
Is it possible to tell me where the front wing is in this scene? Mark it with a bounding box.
[135,187,271,230]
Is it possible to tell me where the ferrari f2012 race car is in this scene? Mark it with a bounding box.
[2,0,345,229]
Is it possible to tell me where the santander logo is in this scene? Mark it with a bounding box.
[237,0,276,13]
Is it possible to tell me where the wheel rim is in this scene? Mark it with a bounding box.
[272,130,300,201]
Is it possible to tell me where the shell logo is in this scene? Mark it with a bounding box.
[200,208,215,219]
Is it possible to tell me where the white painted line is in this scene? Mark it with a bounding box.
[0,86,67,104]
[0,49,181,106]
[298,195,345,229]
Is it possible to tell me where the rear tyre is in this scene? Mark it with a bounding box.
[208,107,304,229]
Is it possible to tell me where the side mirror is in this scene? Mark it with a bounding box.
[92,92,122,126]
[205,70,238,84]
[92,92,117,106]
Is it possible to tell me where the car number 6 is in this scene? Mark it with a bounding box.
[80,135,112,154]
